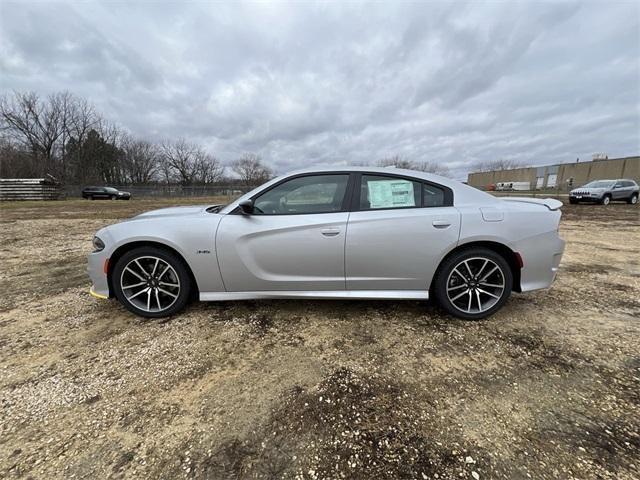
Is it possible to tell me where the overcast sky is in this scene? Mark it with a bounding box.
[1,1,638,178]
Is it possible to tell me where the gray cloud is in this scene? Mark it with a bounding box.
[1,0,638,179]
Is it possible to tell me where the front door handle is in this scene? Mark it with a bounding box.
[432,220,451,228]
[321,228,341,237]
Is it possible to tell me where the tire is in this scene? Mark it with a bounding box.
[111,246,192,318]
[110,195,117,200]
[569,198,578,205]
[601,195,611,205]
[628,193,638,205]
[433,248,513,320]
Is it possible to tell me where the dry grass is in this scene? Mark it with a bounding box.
[0,199,638,479]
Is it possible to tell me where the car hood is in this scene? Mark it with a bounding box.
[132,205,217,219]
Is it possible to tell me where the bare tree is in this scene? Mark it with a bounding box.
[230,153,272,186]
[160,138,222,185]
[376,155,450,177]
[0,135,38,178]
[472,158,526,173]
[194,149,224,184]
[158,156,175,184]
[0,91,102,180]
[120,135,160,184]
[377,155,414,170]
[0,91,66,175]
[61,94,99,181]
[1,89,225,186]
[412,161,450,177]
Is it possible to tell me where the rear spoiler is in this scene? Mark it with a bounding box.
[502,197,563,211]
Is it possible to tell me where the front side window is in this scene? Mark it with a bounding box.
[253,174,349,215]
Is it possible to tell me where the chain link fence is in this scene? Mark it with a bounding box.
[63,184,257,199]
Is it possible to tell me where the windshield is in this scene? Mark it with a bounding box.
[583,181,614,189]
[104,187,118,193]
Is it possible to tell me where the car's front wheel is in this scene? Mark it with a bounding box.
[433,248,513,320]
[112,246,192,318]
[569,198,578,205]
[601,194,611,205]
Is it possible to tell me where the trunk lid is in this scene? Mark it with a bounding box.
[501,197,563,211]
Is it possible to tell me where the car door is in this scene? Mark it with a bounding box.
[612,182,626,200]
[216,173,352,292]
[621,181,635,199]
[345,173,460,291]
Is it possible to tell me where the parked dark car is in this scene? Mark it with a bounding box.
[569,179,639,205]
[82,186,131,200]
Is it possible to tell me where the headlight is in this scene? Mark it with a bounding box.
[92,236,105,252]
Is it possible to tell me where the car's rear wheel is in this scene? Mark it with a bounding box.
[601,194,611,205]
[433,248,513,320]
[112,247,192,318]
[628,193,638,205]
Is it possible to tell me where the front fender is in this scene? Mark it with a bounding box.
[100,215,225,294]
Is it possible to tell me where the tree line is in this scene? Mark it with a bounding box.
[3,90,509,186]
[0,91,272,186]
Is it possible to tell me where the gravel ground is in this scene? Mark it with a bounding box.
[0,198,638,479]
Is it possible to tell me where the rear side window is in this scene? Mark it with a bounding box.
[360,175,421,210]
[358,174,449,210]
[423,183,445,207]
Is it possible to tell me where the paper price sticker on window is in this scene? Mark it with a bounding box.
[367,179,416,208]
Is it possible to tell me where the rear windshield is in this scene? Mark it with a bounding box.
[583,181,614,188]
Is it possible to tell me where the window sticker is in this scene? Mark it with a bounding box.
[367,180,415,208]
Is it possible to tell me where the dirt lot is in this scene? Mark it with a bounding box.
[1,198,638,479]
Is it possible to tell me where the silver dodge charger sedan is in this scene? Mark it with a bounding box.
[88,167,565,320]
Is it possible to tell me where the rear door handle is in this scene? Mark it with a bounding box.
[321,228,341,237]
[432,220,451,228]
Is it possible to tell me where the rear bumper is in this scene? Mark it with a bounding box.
[516,231,565,292]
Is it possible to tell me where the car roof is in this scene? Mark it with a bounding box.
[587,179,635,183]
[285,166,460,189]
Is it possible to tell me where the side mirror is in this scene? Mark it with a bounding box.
[238,198,254,215]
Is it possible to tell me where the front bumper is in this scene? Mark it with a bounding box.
[89,286,109,299]
[87,250,111,298]
[569,194,601,201]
